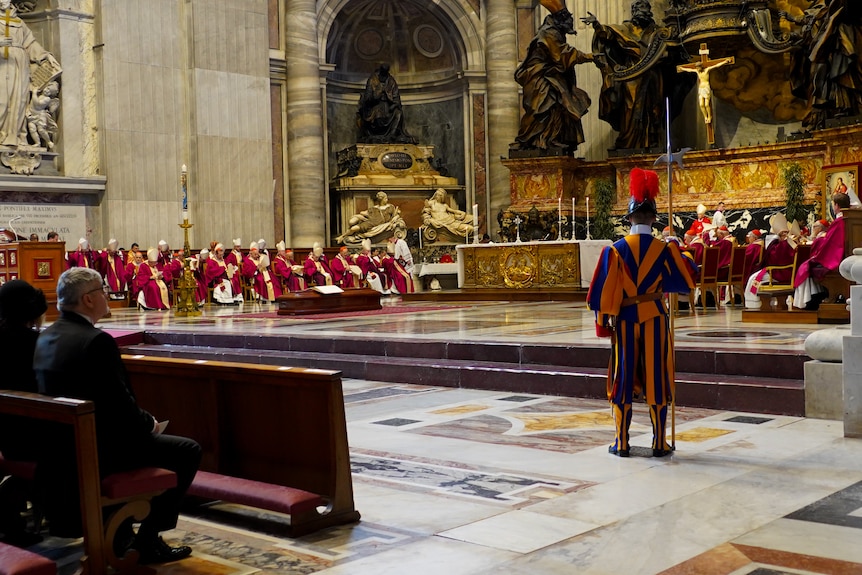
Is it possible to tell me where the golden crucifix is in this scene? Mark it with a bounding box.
[676,43,734,145]
[0,8,20,59]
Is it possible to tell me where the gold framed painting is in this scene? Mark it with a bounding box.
[823,163,859,219]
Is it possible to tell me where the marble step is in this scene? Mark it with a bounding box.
[122,343,804,416]
[139,332,807,381]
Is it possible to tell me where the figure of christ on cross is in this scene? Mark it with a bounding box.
[676,43,734,144]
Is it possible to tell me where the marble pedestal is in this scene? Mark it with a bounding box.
[843,285,862,437]
[804,327,847,420]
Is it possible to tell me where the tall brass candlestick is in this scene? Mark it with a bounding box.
[175,164,201,316]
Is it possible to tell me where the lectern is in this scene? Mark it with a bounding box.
[0,241,66,320]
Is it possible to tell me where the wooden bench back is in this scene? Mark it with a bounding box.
[0,391,107,574]
[123,355,356,520]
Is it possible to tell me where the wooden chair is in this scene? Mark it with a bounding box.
[697,246,721,310]
[757,243,812,310]
[720,246,747,307]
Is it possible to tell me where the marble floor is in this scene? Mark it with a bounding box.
[98,297,823,353]
[26,299,862,574]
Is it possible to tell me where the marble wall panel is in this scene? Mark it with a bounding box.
[95,0,272,248]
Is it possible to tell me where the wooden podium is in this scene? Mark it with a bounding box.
[0,241,66,320]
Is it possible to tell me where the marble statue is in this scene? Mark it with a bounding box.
[336,191,406,245]
[26,80,58,149]
[582,0,671,150]
[511,0,593,153]
[356,64,415,144]
[421,189,474,244]
[0,0,60,148]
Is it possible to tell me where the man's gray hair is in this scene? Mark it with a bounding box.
[57,267,101,309]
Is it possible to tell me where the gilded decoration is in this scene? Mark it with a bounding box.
[460,243,580,290]
[36,260,51,278]
[501,247,536,289]
[476,253,500,287]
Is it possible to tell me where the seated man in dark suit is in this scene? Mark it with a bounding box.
[33,267,201,564]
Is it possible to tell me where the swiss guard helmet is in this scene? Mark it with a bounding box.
[627,167,659,217]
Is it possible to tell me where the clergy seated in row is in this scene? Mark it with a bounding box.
[330,246,362,289]
[708,225,737,303]
[273,241,306,292]
[135,248,171,310]
[743,215,799,310]
[356,240,390,294]
[683,221,707,273]
[743,229,765,281]
[126,250,144,303]
[206,243,243,304]
[305,242,333,286]
[226,238,244,272]
[193,249,211,304]
[242,242,282,303]
[793,193,850,310]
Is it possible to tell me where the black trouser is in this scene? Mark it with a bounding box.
[104,434,202,533]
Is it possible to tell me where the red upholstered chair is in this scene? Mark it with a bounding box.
[697,246,721,310]
[720,245,748,307]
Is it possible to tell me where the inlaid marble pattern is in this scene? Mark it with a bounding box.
[349,454,580,504]
[28,302,862,574]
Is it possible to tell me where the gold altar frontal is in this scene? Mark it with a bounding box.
[459,242,580,289]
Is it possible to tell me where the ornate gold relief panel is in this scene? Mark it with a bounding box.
[500,246,537,289]
[461,243,581,289]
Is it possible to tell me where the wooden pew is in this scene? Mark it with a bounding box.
[0,391,177,575]
[122,355,361,536]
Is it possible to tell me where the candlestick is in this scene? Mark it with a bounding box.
[572,197,576,240]
[585,196,592,240]
[557,197,563,241]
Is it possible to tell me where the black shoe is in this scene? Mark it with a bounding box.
[113,521,135,558]
[135,536,192,564]
[608,445,630,457]
[653,448,672,457]
[835,294,847,304]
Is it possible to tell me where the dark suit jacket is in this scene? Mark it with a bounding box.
[33,311,155,468]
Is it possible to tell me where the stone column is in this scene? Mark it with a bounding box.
[485,0,520,223]
[285,0,326,246]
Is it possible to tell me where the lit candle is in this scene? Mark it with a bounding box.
[586,196,590,220]
[572,197,576,240]
[181,164,188,220]
[472,203,479,244]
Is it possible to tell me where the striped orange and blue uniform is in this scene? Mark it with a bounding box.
[587,233,694,451]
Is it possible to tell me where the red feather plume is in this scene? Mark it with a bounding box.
[630,167,659,203]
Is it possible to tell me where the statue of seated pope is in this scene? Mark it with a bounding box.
[336,191,406,245]
[422,189,475,244]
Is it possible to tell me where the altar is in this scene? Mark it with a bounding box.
[456,240,610,290]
